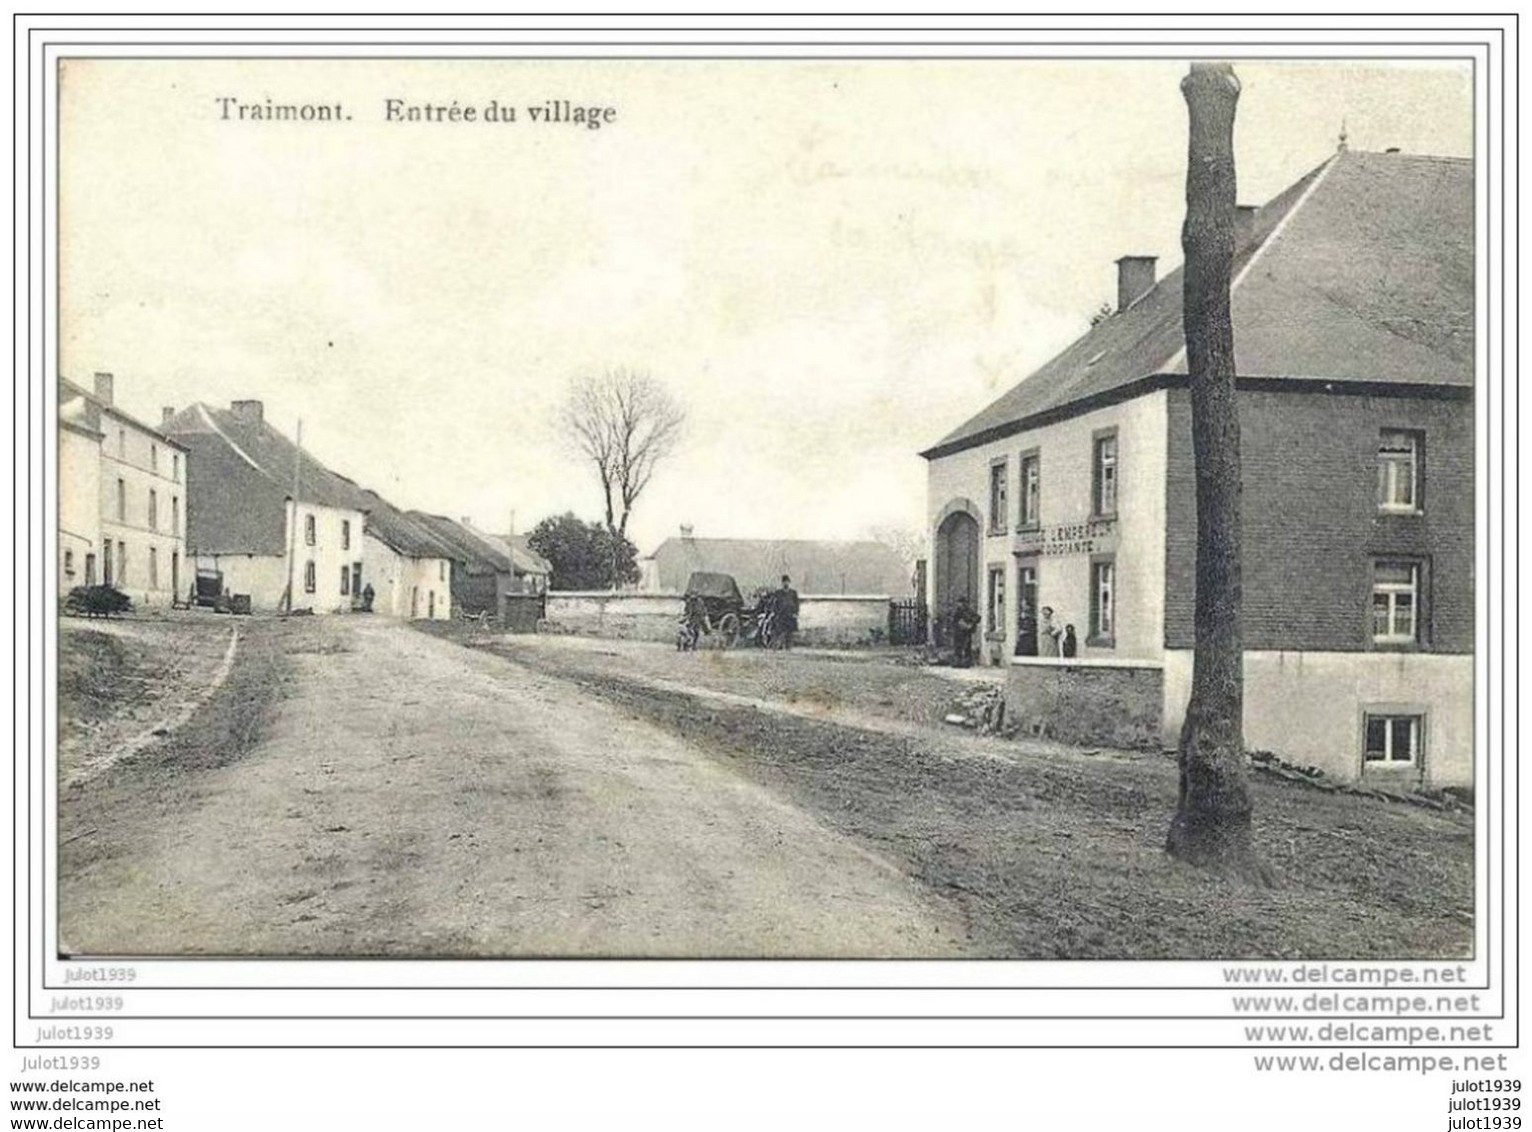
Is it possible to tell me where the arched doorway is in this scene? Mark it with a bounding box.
[933,505,980,645]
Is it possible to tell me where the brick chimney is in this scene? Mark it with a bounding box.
[93,372,114,406]
[161,406,175,424]
[1235,205,1257,246]
[680,523,694,539]
[1115,256,1157,312]
[230,399,263,424]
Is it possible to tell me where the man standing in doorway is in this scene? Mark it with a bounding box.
[775,574,800,649]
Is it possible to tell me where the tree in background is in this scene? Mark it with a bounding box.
[526,513,639,592]
[1165,62,1271,885]
[559,369,685,580]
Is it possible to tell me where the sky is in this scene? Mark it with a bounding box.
[60,58,1473,553]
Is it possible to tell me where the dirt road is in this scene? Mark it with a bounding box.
[60,617,977,957]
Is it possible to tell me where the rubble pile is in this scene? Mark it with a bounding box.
[1247,748,1471,814]
[942,685,1010,735]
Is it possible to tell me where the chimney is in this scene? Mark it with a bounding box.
[161,406,175,424]
[680,524,694,539]
[93,372,114,406]
[460,517,474,528]
[230,399,264,424]
[1115,256,1157,313]
[1235,205,1257,246]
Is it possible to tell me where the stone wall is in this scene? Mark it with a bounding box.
[544,592,894,647]
[1004,658,1165,750]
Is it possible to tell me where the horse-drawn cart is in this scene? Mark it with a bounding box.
[676,571,779,650]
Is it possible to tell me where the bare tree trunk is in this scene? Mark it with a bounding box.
[1166,62,1272,885]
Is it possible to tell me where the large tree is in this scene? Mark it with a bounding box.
[559,369,685,579]
[1165,62,1271,884]
[526,513,639,592]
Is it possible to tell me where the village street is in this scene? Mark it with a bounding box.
[58,616,977,958]
[58,614,1474,960]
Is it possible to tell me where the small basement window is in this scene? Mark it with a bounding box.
[1364,713,1422,767]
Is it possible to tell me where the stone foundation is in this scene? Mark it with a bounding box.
[1004,658,1165,750]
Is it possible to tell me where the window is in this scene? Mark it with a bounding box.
[988,460,1009,535]
[304,560,316,594]
[148,489,158,531]
[340,565,350,595]
[1372,561,1420,644]
[117,541,126,585]
[116,478,126,521]
[1018,452,1041,529]
[171,496,179,535]
[103,542,113,586]
[304,514,316,546]
[149,547,158,589]
[342,519,351,550]
[173,453,180,482]
[439,561,446,582]
[1378,429,1422,512]
[1364,713,1422,766]
[987,565,1006,634]
[1092,431,1118,517]
[85,553,96,585]
[64,549,74,577]
[117,428,125,458]
[1089,556,1115,644]
[151,444,158,473]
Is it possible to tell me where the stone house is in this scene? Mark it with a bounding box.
[921,148,1473,786]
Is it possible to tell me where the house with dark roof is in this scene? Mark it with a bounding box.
[405,512,523,617]
[458,522,553,594]
[923,147,1473,786]
[163,400,367,613]
[60,374,189,607]
[357,491,455,620]
[641,529,914,597]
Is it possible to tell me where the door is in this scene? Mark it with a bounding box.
[410,586,418,619]
[934,510,980,645]
[1015,559,1039,655]
[428,591,436,619]
[171,551,180,601]
[85,553,96,586]
[102,541,113,586]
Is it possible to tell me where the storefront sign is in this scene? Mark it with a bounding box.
[1013,517,1119,557]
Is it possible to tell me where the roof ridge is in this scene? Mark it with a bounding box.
[1155,152,1340,375]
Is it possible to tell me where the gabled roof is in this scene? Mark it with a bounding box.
[457,522,554,576]
[648,537,912,596]
[163,403,369,555]
[60,377,187,449]
[358,490,456,561]
[923,150,1474,460]
[406,513,514,576]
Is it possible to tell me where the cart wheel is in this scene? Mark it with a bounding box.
[718,613,740,648]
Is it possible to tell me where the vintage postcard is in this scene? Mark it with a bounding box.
[54,55,1477,965]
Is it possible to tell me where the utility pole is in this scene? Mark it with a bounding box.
[282,418,302,615]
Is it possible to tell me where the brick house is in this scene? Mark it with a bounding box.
[921,148,1473,786]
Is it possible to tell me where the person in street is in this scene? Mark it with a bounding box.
[1061,624,1078,658]
[360,582,376,613]
[775,574,800,649]
[952,596,981,667]
[1038,606,1062,657]
[1015,601,1039,657]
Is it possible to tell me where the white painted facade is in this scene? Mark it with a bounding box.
[58,416,102,593]
[362,533,452,620]
[190,499,364,613]
[95,402,187,608]
[927,391,1169,666]
[1163,650,1473,788]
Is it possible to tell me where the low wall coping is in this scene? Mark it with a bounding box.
[1009,655,1165,671]
[552,591,893,602]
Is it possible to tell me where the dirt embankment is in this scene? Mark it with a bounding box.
[58,617,294,888]
[494,648,1473,961]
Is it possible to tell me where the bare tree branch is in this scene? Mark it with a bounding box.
[558,368,686,555]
